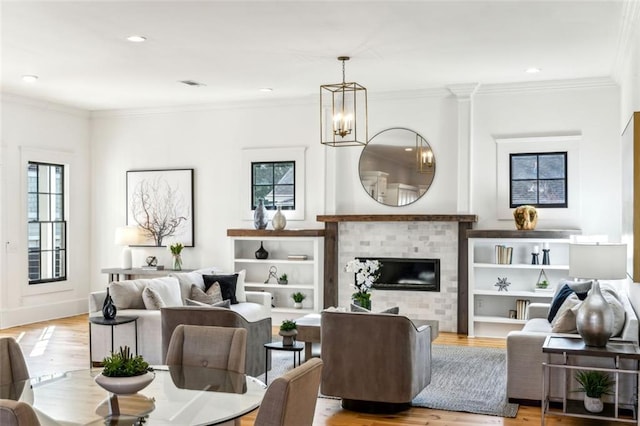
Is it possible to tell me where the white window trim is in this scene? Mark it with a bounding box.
[241,147,306,222]
[20,147,73,296]
[495,134,581,222]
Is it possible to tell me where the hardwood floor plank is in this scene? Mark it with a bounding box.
[1,315,623,425]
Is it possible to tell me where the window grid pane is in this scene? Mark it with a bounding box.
[510,152,567,208]
[251,161,295,210]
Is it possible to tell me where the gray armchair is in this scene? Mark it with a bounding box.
[161,306,271,377]
[320,310,431,413]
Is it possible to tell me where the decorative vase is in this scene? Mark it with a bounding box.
[576,281,613,347]
[172,254,182,271]
[253,199,268,230]
[353,296,371,311]
[102,288,117,320]
[513,205,538,230]
[584,396,604,413]
[294,302,303,309]
[255,242,269,259]
[272,206,287,231]
[95,371,155,395]
[279,329,297,346]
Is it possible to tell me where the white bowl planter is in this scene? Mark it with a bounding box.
[584,396,604,413]
[95,371,155,395]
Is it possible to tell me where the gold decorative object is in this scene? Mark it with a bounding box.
[513,205,538,230]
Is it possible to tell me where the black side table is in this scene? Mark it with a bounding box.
[263,341,304,383]
[89,315,139,367]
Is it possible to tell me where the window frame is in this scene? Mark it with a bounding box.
[251,161,296,210]
[509,151,568,208]
[27,161,67,285]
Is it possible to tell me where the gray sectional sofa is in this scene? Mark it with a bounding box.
[506,280,638,404]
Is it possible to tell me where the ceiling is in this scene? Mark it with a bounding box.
[1,1,633,111]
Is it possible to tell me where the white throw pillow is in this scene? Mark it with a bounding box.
[169,271,206,303]
[551,294,581,333]
[144,277,182,307]
[109,279,147,309]
[235,270,247,303]
[600,283,626,337]
[142,287,166,310]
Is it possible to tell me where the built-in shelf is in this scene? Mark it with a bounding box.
[473,263,568,270]
[474,315,527,325]
[474,289,554,298]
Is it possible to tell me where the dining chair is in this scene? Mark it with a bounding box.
[0,400,41,426]
[165,325,247,374]
[254,358,323,426]
[0,337,30,389]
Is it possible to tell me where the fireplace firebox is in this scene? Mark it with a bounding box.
[357,257,440,292]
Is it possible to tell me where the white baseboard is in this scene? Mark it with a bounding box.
[0,298,87,329]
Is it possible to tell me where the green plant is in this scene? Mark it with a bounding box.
[102,346,151,377]
[291,292,306,303]
[574,370,614,398]
[536,280,549,289]
[280,319,297,332]
[279,273,288,281]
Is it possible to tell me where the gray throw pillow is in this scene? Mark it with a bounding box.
[142,287,166,310]
[189,283,223,305]
[184,298,231,309]
[565,279,593,295]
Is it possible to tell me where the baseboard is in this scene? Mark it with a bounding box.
[0,299,87,329]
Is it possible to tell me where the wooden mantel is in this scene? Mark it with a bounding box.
[317,214,478,334]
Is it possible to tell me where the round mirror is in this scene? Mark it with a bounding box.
[358,127,436,206]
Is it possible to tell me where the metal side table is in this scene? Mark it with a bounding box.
[89,315,139,367]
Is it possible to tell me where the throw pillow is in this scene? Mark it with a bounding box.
[565,279,593,297]
[600,283,626,337]
[235,270,247,303]
[203,274,239,304]
[142,287,166,310]
[350,303,399,314]
[189,283,223,305]
[170,271,206,303]
[547,284,575,322]
[551,294,581,333]
[109,279,147,309]
[184,298,231,309]
[145,277,182,307]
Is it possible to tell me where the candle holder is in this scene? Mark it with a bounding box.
[531,253,540,265]
[542,249,550,265]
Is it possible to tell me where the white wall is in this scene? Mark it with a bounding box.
[0,95,91,328]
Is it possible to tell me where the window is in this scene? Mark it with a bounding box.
[510,152,567,208]
[27,162,66,284]
[251,161,295,210]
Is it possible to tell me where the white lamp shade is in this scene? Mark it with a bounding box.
[115,226,142,246]
[569,243,628,280]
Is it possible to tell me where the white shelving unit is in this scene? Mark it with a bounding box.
[227,229,324,324]
[467,229,581,338]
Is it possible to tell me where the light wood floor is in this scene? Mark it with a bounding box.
[0,315,618,425]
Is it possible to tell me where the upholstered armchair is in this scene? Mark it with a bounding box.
[0,337,40,425]
[254,358,323,426]
[161,306,271,377]
[320,310,432,413]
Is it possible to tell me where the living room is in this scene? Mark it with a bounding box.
[1,1,640,424]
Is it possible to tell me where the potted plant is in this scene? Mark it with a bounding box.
[291,292,306,309]
[279,319,297,346]
[574,370,614,413]
[278,273,288,285]
[95,346,155,394]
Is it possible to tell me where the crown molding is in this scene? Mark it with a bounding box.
[476,77,618,95]
[611,0,640,82]
[1,92,90,118]
[447,83,480,99]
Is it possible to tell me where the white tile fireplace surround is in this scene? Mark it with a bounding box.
[339,221,459,332]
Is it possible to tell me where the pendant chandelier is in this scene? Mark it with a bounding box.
[320,56,368,147]
[416,133,434,173]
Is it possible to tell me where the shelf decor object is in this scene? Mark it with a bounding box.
[320,56,368,147]
[569,243,628,347]
[102,287,117,320]
[271,206,287,230]
[114,226,143,269]
[513,205,538,230]
[542,242,551,265]
[255,242,269,259]
[253,199,268,229]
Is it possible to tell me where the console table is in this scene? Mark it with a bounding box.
[101,267,193,282]
[542,336,640,425]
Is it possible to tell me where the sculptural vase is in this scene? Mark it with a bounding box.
[255,242,269,259]
[271,206,287,230]
[253,199,268,229]
[102,288,117,320]
[576,281,613,347]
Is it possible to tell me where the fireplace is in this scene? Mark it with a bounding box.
[357,257,440,292]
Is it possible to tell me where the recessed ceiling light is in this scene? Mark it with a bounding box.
[259,88,273,92]
[525,67,541,74]
[22,75,38,83]
[127,35,147,43]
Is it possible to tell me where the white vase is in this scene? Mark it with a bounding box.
[272,206,287,230]
[584,396,604,413]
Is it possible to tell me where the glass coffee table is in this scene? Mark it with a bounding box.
[13,365,266,425]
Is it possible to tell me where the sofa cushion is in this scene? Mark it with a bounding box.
[600,283,626,337]
[190,283,223,304]
[551,294,580,333]
[566,279,593,295]
[204,274,239,304]
[145,277,182,307]
[548,284,574,322]
[142,287,167,310]
[185,298,231,309]
[235,270,247,303]
[170,271,206,303]
[109,280,147,309]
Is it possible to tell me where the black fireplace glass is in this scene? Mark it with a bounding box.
[357,257,440,292]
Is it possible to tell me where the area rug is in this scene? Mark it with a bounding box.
[257,343,518,418]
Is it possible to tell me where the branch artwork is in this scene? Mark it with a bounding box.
[127,169,194,247]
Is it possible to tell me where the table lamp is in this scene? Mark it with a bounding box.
[569,243,628,346]
[115,226,142,269]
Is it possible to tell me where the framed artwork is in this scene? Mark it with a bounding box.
[126,168,194,247]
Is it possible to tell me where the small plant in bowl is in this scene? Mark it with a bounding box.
[278,273,288,285]
[573,370,614,413]
[279,319,297,346]
[95,346,155,394]
[292,292,306,309]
